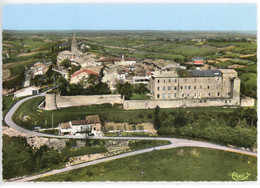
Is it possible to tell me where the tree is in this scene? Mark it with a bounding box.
[87,74,98,85]
[154,105,161,130]
[174,112,188,128]
[117,82,134,100]
[86,82,111,95]
[134,83,149,94]
[61,59,71,68]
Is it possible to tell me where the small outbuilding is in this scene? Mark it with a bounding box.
[13,86,40,99]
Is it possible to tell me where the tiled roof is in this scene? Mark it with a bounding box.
[71,120,89,125]
[97,57,135,62]
[60,122,71,129]
[178,70,222,77]
[71,68,99,78]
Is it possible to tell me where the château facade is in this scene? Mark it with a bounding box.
[150,69,240,100]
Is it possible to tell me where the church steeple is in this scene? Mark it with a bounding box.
[71,32,79,54]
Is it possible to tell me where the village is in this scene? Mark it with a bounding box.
[2,2,258,182]
[4,33,255,138]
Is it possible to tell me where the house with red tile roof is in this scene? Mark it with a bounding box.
[70,67,101,84]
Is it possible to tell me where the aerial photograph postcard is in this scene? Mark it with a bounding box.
[1,2,258,183]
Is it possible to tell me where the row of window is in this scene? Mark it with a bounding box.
[157,79,177,84]
[157,85,216,91]
[157,78,220,84]
[157,92,221,99]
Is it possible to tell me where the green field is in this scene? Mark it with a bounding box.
[2,135,169,180]
[36,147,257,182]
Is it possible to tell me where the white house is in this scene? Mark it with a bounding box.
[13,86,40,99]
[58,115,103,137]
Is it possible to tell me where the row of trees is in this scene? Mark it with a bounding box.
[153,106,257,148]
[57,76,111,96]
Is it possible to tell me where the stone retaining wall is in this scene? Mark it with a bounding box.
[45,93,123,110]
[123,98,241,110]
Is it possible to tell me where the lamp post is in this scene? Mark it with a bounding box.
[153,136,155,151]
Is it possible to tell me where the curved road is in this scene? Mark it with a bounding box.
[4,93,257,182]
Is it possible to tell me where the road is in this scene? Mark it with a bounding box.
[4,93,257,182]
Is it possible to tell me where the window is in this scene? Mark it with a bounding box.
[175,79,177,83]
[168,93,171,98]
[187,94,190,97]
[182,94,184,98]
[228,92,230,96]
[162,93,166,98]
[207,86,210,89]
[168,86,171,90]
[169,79,171,83]
[194,93,197,97]
[157,79,160,83]
[194,86,196,89]
[163,86,166,91]
[208,93,211,96]
[164,79,166,83]
[185,86,187,89]
[180,86,183,90]
[174,93,177,97]
[174,86,177,90]
[157,94,160,98]
[157,87,160,91]
[217,92,220,97]
[200,85,202,89]
[198,93,201,97]
[188,86,191,90]
[94,127,96,131]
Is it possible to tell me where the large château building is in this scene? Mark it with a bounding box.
[150,69,240,100]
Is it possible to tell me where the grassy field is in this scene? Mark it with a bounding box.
[36,147,257,182]
[2,135,170,180]
[12,96,238,130]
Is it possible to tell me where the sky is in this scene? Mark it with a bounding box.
[2,4,257,31]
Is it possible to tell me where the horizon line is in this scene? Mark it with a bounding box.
[3,29,257,32]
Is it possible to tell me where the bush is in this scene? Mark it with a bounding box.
[147,113,153,119]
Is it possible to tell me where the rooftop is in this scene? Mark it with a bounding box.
[152,69,225,78]
[178,70,222,77]
[60,122,71,129]
[152,71,179,78]
[71,68,99,78]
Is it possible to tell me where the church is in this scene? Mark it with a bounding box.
[57,32,86,66]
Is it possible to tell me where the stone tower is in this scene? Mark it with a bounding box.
[71,32,79,54]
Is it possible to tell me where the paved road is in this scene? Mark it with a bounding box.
[4,93,257,182]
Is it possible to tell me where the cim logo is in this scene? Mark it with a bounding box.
[228,172,251,181]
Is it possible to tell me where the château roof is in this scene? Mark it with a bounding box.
[178,69,222,77]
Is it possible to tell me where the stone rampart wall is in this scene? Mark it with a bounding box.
[241,97,255,107]
[45,93,123,110]
[123,98,241,110]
